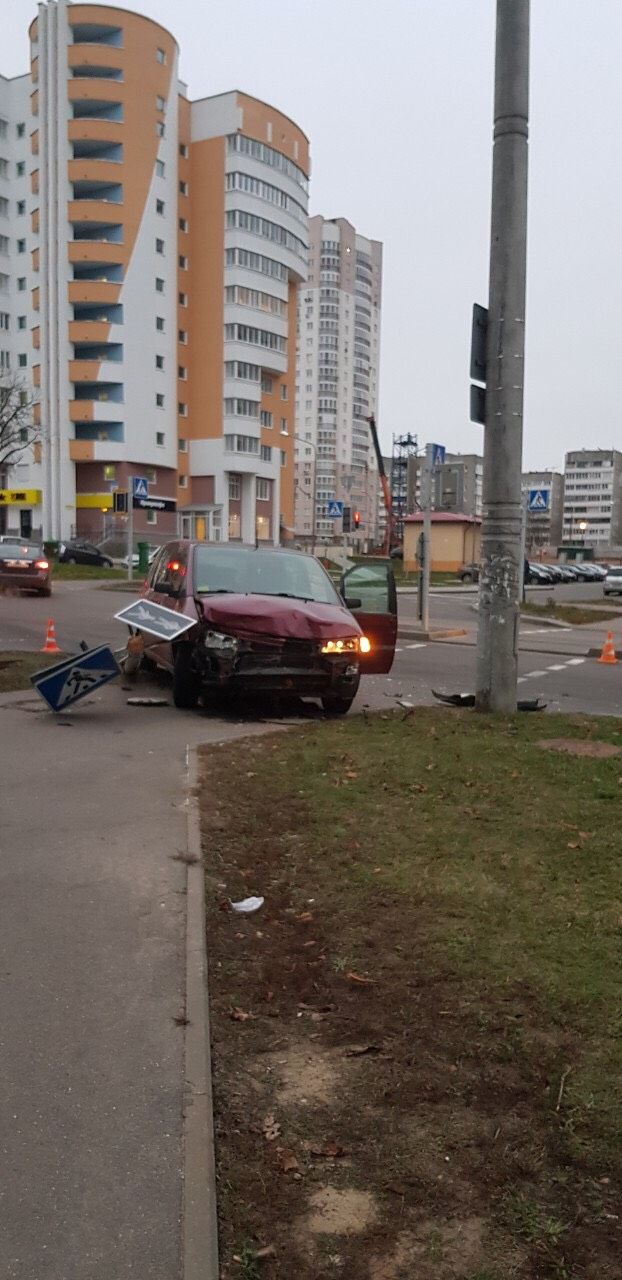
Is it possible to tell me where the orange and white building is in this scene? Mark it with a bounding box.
[0,1,309,543]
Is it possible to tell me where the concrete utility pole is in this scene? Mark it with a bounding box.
[475,0,530,712]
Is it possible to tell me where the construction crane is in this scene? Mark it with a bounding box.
[367,414,394,556]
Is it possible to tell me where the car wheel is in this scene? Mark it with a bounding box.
[38,587,52,597]
[67,557,77,565]
[322,693,355,716]
[461,572,474,583]
[172,644,201,710]
[104,558,113,568]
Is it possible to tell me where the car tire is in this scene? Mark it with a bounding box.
[38,587,52,597]
[172,644,201,710]
[67,557,77,565]
[461,572,474,583]
[104,558,113,568]
[322,693,355,716]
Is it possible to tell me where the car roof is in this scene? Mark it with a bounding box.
[175,541,318,560]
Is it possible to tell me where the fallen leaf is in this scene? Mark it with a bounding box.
[567,842,580,850]
[345,1043,382,1057]
[346,971,375,985]
[230,1007,254,1022]
[303,940,318,948]
[297,911,314,923]
[278,1148,300,1174]
[254,1245,277,1260]
[310,1141,346,1158]
[263,1114,281,1142]
[344,770,358,779]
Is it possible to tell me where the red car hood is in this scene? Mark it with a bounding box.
[197,593,361,641]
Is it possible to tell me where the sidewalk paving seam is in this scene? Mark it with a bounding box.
[182,746,219,1280]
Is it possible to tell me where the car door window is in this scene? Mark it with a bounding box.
[152,544,188,597]
[340,561,396,614]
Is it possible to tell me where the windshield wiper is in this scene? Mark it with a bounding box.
[249,591,314,602]
[195,587,235,595]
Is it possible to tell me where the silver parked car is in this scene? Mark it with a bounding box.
[603,566,622,596]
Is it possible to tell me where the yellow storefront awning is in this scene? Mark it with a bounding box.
[76,493,113,510]
[0,489,42,505]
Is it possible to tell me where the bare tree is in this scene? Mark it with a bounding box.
[0,373,40,474]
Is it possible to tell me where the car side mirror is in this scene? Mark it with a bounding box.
[344,596,362,609]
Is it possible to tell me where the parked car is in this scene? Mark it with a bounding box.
[458,563,480,583]
[581,563,607,581]
[134,542,398,713]
[389,546,403,560]
[603,566,622,596]
[0,542,52,596]
[58,540,113,567]
[120,546,160,569]
[527,563,554,584]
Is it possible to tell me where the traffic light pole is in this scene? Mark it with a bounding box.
[475,0,529,712]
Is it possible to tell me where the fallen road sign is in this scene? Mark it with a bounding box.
[31,645,120,712]
[114,598,197,642]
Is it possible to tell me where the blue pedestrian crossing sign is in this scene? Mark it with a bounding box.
[326,499,344,518]
[30,645,120,712]
[431,443,446,467]
[133,476,149,499]
[527,488,550,513]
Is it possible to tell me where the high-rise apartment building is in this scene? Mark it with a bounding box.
[406,452,484,519]
[0,1,309,543]
[294,216,381,544]
[521,469,563,551]
[562,449,622,548]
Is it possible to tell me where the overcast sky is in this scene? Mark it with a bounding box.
[4,0,622,469]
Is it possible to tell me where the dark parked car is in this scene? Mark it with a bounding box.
[134,542,398,713]
[58,540,113,567]
[0,542,52,596]
[458,563,480,583]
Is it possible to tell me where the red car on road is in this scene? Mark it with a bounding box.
[139,542,397,712]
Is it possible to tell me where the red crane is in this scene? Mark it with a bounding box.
[367,414,394,556]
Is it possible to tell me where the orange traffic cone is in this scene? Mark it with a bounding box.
[597,631,618,665]
[41,618,61,655]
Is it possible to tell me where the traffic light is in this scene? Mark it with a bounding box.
[113,490,128,513]
[342,506,351,532]
[353,510,361,530]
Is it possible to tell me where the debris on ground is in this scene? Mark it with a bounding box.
[230,895,265,914]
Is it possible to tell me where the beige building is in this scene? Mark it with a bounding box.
[403,512,481,573]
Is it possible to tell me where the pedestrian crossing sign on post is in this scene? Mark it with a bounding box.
[326,499,344,518]
[132,476,149,501]
[527,488,550,512]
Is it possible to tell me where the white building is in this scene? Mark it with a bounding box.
[294,216,382,545]
[562,449,622,548]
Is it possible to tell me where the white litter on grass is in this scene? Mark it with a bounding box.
[230,895,265,914]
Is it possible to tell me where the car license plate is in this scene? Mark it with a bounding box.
[5,560,29,568]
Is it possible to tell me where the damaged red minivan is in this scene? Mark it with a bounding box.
[140,542,397,713]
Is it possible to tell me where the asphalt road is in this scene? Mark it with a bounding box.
[1,580,621,1276]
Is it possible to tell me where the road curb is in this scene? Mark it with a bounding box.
[182,746,219,1280]
[398,627,467,641]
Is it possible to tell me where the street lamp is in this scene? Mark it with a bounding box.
[294,436,317,550]
[578,519,587,549]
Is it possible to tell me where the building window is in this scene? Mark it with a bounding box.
[178,329,187,343]
[156,47,167,64]
[260,444,272,462]
[260,410,273,428]
[179,438,187,452]
[17,122,25,138]
[17,277,26,291]
[179,473,188,488]
[280,450,287,466]
[156,94,166,111]
[256,514,270,541]
[156,393,164,407]
[155,354,164,370]
[178,365,187,379]
[156,316,165,330]
[155,277,164,292]
[146,508,157,524]
[179,217,188,232]
[156,431,165,446]
[156,122,165,138]
[0,312,8,329]
[280,384,288,400]
[147,467,157,483]
[179,181,188,196]
[17,238,26,253]
[156,199,165,215]
[16,161,25,177]
[17,199,26,216]
[179,143,188,158]
[228,475,241,500]
[179,255,188,269]
[228,511,241,539]
[178,402,187,416]
[280,417,288,434]
[156,238,164,254]
[256,477,271,501]
[156,159,165,178]
[18,353,27,367]
[261,374,273,393]
[178,292,187,306]
[17,315,26,329]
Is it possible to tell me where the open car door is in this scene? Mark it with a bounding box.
[340,560,398,674]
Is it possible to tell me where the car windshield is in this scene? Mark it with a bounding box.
[0,543,40,557]
[193,545,341,605]
[607,567,622,576]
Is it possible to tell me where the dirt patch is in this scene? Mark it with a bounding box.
[301,1186,378,1237]
[268,1043,341,1108]
[370,1217,487,1279]
[537,737,622,757]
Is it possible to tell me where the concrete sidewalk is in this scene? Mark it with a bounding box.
[0,681,266,1280]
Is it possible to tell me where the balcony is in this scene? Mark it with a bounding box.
[71,97,123,124]
[72,180,122,203]
[72,261,124,282]
[73,342,123,363]
[71,23,123,47]
[69,240,126,266]
[71,139,123,162]
[73,302,123,324]
[74,422,125,444]
[74,381,124,403]
[72,219,123,242]
[69,280,121,306]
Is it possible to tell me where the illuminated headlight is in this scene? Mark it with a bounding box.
[320,636,361,655]
[359,636,371,654]
[204,630,238,652]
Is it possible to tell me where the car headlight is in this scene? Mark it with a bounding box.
[204,630,238,652]
[320,636,362,655]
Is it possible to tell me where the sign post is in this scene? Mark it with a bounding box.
[128,476,149,582]
[418,444,445,631]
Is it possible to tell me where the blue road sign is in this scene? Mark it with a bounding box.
[114,598,196,641]
[326,499,344,518]
[431,443,446,467]
[528,488,550,513]
[132,476,149,499]
[31,645,120,712]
